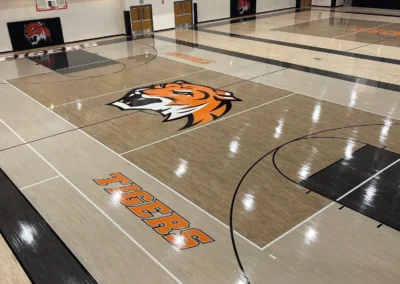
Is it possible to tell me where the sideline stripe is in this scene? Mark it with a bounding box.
[0,118,182,283]
[0,168,97,283]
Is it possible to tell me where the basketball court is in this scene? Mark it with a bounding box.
[1,3,400,284]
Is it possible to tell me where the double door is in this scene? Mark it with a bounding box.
[130,5,153,35]
[300,0,312,7]
[174,1,193,28]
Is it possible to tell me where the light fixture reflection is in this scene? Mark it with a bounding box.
[19,223,37,246]
[111,190,123,206]
[230,139,240,154]
[363,179,378,206]
[305,227,318,245]
[242,193,255,212]
[312,104,321,123]
[380,119,392,144]
[236,274,248,284]
[349,89,357,108]
[344,141,355,159]
[172,234,185,247]
[174,159,188,177]
[274,118,284,139]
[76,101,82,111]
[298,164,311,180]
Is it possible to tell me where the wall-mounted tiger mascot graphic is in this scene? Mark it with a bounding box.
[25,22,51,46]
[109,81,241,129]
[238,0,250,15]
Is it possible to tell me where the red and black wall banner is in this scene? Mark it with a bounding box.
[7,17,64,51]
[230,0,256,18]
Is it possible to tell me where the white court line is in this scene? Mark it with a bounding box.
[20,175,61,191]
[120,92,297,155]
[261,157,400,250]
[52,69,207,108]
[0,118,182,284]
[3,79,265,250]
[333,22,393,39]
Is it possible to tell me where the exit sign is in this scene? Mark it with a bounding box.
[140,0,144,4]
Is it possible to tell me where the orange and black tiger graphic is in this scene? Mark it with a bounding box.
[25,22,51,46]
[238,0,250,14]
[109,81,241,129]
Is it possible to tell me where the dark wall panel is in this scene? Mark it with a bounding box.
[353,0,400,9]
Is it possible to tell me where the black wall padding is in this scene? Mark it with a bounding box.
[124,11,132,35]
[194,3,198,26]
[353,0,400,9]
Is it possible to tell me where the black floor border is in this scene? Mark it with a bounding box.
[0,168,97,284]
[155,35,400,92]
[313,7,400,18]
[198,28,400,65]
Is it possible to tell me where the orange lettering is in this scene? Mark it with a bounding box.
[144,213,189,235]
[94,172,132,186]
[129,199,172,218]
[164,229,214,249]
[120,191,154,206]
[105,183,141,195]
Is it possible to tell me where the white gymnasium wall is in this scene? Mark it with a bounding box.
[1,0,299,52]
[0,0,125,52]
[312,0,332,6]
[195,0,230,23]
[256,0,297,13]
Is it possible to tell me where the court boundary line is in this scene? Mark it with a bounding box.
[0,118,182,284]
[261,157,400,250]
[5,58,399,256]
[120,92,296,155]
[20,175,61,191]
[3,78,264,250]
[4,61,400,253]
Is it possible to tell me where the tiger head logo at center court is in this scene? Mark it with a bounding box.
[25,22,51,46]
[109,81,241,129]
[238,0,250,15]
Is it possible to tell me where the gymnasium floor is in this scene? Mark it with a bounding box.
[1,6,400,284]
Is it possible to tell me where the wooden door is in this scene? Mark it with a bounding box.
[174,2,184,27]
[183,1,192,27]
[141,5,153,33]
[301,0,312,7]
[130,7,142,34]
